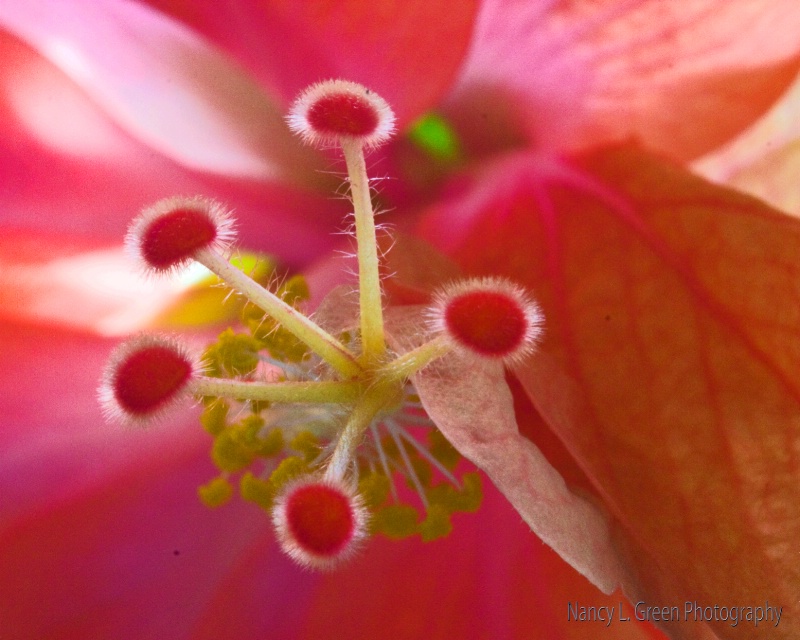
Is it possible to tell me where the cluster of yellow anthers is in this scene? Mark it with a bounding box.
[99,80,543,570]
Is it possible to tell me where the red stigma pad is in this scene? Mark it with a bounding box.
[113,345,193,415]
[140,208,218,270]
[285,483,356,556]
[306,92,380,138]
[445,290,528,358]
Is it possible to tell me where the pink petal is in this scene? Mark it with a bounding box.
[0,0,311,179]
[141,0,480,127]
[450,0,800,159]
[304,485,665,640]
[0,33,340,265]
[0,230,203,335]
[0,322,195,524]
[0,433,305,638]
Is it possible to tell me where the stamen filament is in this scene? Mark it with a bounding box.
[380,336,452,382]
[192,378,363,404]
[342,139,385,363]
[195,248,362,378]
[387,418,461,488]
[387,421,429,509]
[370,423,399,501]
[261,356,309,379]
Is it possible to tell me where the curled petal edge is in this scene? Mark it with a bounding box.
[384,306,624,594]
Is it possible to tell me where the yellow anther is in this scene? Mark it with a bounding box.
[249,399,272,415]
[453,472,483,512]
[269,456,309,491]
[205,329,262,377]
[381,435,400,459]
[408,457,433,488]
[419,504,452,542]
[278,274,310,306]
[428,472,483,514]
[234,272,320,366]
[240,472,275,510]
[230,414,266,448]
[198,476,233,508]
[257,428,284,457]
[371,504,419,539]
[248,318,309,363]
[358,472,391,509]
[290,431,321,463]
[212,430,254,472]
[428,428,460,471]
[200,400,229,436]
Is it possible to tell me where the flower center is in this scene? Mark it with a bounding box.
[196,321,481,547]
[102,80,541,570]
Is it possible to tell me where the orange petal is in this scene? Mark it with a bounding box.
[419,144,800,638]
[694,72,800,217]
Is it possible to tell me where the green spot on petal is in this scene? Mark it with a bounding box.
[408,113,461,163]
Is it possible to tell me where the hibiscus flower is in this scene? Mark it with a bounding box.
[2,1,800,639]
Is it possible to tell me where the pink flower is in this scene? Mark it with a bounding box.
[2,1,800,639]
